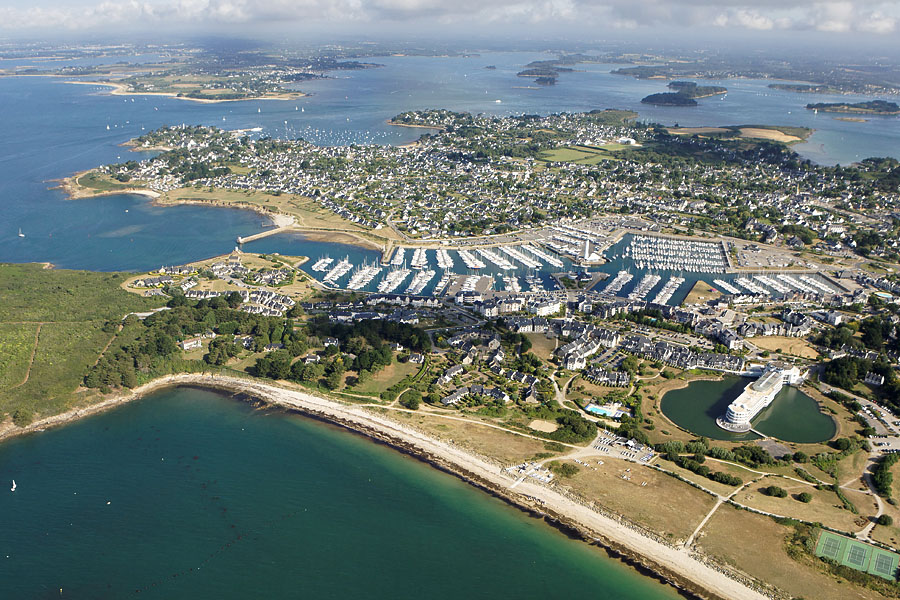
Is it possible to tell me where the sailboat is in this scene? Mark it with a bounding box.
[18,228,25,238]
[11,480,16,492]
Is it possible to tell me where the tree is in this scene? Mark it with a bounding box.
[324,370,343,390]
[792,451,808,463]
[621,355,640,374]
[797,492,813,503]
[878,514,894,526]
[764,485,788,498]
[400,389,422,410]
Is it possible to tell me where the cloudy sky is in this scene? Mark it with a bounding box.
[1,0,898,37]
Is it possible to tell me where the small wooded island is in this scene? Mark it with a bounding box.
[641,81,727,106]
[806,100,900,115]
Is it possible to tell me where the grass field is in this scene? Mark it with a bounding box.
[681,280,722,305]
[734,479,864,532]
[697,504,886,600]
[751,336,820,359]
[76,172,139,193]
[350,361,418,396]
[524,332,558,360]
[561,459,717,541]
[0,323,39,391]
[538,144,623,164]
[0,264,163,421]
[378,409,558,464]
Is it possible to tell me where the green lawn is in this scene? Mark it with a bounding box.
[350,361,418,396]
[538,145,620,164]
[0,264,164,420]
[76,172,138,192]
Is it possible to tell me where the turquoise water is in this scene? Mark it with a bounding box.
[660,377,836,443]
[0,387,680,599]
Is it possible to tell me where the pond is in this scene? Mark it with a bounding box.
[659,377,836,443]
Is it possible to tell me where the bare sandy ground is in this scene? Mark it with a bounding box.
[737,128,801,143]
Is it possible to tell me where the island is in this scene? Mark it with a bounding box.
[806,100,900,115]
[641,81,727,106]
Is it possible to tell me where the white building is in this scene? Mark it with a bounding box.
[716,364,804,433]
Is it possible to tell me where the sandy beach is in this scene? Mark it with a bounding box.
[1,373,769,600]
[64,80,306,103]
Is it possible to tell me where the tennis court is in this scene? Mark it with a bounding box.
[815,530,899,580]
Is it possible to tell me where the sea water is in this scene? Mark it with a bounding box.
[2,51,899,271]
[0,387,680,599]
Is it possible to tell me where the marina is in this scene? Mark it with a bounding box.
[347,262,382,290]
[377,267,411,293]
[436,249,455,270]
[627,273,662,301]
[311,256,334,272]
[651,277,685,305]
[521,243,564,269]
[405,269,436,295]
[621,236,727,273]
[498,245,541,270]
[502,274,522,293]
[390,247,406,266]
[410,248,429,269]
[603,270,634,296]
[477,248,516,271]
[323,257,353,284]
[457,249,486,270]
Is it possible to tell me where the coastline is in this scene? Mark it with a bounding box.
[0,373,769,600]
[56,171,161,200]
[64,80,307,104]
[59,171,386,252]
[386,120,444,131]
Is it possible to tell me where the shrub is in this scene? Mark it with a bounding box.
[12,408,33,428]
[764,485,788,498]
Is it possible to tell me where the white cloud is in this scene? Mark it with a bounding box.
[0,0,898,34]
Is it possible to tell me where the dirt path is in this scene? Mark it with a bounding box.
[10,323,43,390]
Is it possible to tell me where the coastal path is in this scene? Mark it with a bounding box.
[683,475,767,549]
[9,322,43,390]
[850,451,884,541]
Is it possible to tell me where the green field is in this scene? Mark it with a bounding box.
[0,323,39,391]
[0,264,164,421]
[815,530,899,580]
[538,144,624,164]
[76,172,138,193]
[349,361,418,396]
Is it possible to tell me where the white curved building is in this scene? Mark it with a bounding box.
[717,365,803,433]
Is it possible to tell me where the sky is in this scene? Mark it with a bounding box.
[0,0,899,39]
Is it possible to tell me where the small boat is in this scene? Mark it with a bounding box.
[18,228,25,238]
[11,480,16,492]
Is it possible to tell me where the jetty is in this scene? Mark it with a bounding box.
[235,215,296,245]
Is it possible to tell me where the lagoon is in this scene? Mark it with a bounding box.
[660,377,836,443]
